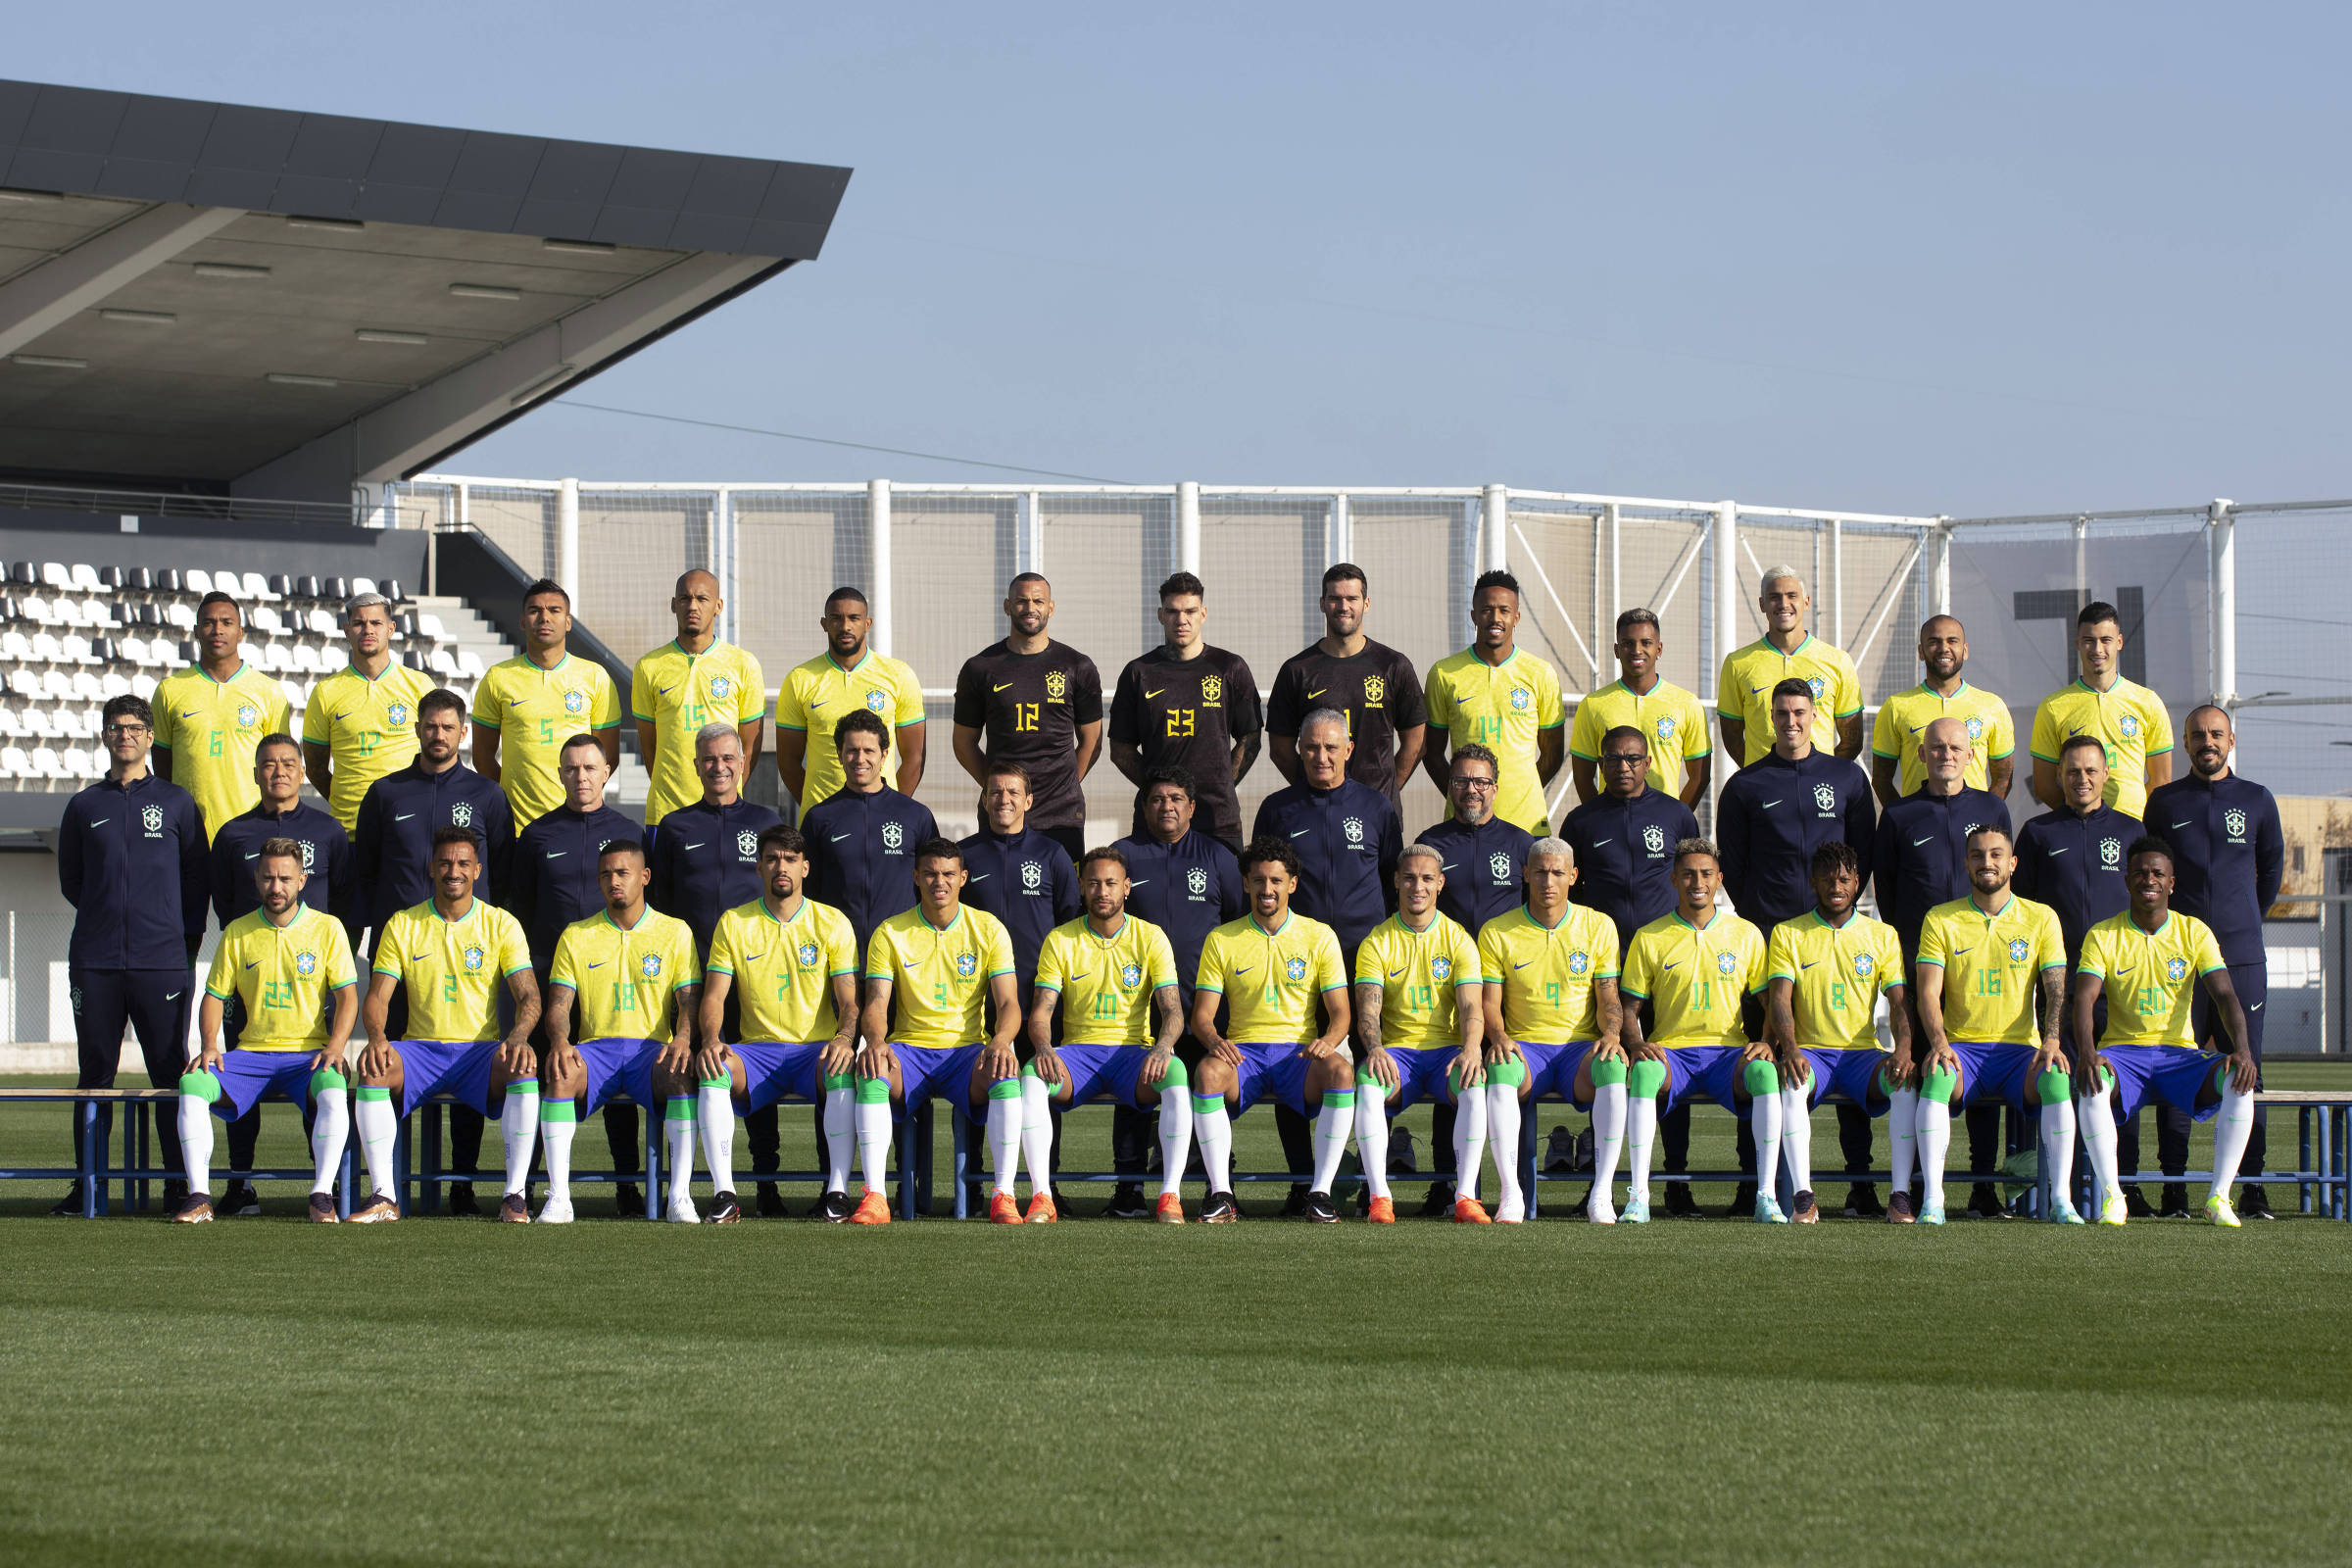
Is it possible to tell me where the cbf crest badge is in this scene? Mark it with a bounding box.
[955,953,978,978]
[1489,852,1512,883]
[1186,867,1208,896]
[1965,716,1984,741]
[1344,816,1364,845]
[141,804,163,833]
[1807,676,1825,699]
[1363,675,1386,705]
[1509,688,1531,711]
[463,945,486,972]
[710,675,732,701]
[1431,957,1453,981]
[798,941,820,967]
[2100,838,2122,868]
[640,953,662,980]
[882,821,905,852]
[1642,825,1666,854]
[2166,956,2189,982]
[452,802,473,828]
[236,703,259,727]
[1021,859,1044,890]
[1285,956,1308,982]
[1120,962,1143,989]
[1200,674,1223,704]
[295,952,318,977]
[1045,670,1067,701]
[386,703,410,726]
[564,689,586,715]
[1715,951,1737,976]
[2120,713,2140,738]
[2007,939,2031,963]
[1568,951,1589,976]
[1853,952,1875,978]
[2225,808,2248,839]
[1812,783,1838,813]
[864,689,887,713]
[1656,714,1676,741]
[737,830,759,858]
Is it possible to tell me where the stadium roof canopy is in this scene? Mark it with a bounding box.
[0,80,850,506]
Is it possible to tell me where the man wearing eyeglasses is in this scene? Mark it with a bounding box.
[1559,726,1702,955]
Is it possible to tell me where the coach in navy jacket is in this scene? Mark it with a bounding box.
[354,748,514,937]
[1559,723,1700,950]
[1869,717,2011,959]
[1717,681,1875,930]
[2013,739,2139,964]
[958,769,1081,1004]
[1115,767,1246,1006]
[1417,743,1535,937]
[803,783,938,962]
[211,795,354,932]
[1250,710,1400,965]
[510,787,641,972]
[650,795,783,957]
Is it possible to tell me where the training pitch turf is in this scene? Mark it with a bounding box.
[4,1075,2351,1565]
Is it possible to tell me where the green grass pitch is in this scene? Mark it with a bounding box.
[4,1068,2351,1565]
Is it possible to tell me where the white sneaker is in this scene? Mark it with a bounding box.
[1587,1192,1617,1225]
[536,1196,575,1225]
[1494,1197,1526,1225]
[665,1198,700,1224]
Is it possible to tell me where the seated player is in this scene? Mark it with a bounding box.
[695,826,861,1224]
[173,838,361,1224]
[1475,838,1623,1225]
[537,842,701,1224]
[1761,842,1911,1224]
[1910,824,2070,1226]
[2068,836,2258,1228]
[1024,846,1187,1224]
[855,839,1021,1225]
[1352,843,1486,1226]
[1189,839,1354,1224]
[1616,839,1769,1224]
[357,828,542,1223]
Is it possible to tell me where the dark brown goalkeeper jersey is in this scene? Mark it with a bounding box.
[1266,636,1427,808]
[1108,644,1261,846]
[952,639,1103,832]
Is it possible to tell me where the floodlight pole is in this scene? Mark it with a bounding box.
[1484,484,1509,573]
[1176,481,1200,574]
[869,478,894,656]
[557,477,580,606]
[2210,498,2236,707]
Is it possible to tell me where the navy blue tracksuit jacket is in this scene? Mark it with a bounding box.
[649,796,784,956]
[1251,778,1401,965]
[1114,830,1246,1003]
[1717,750,1876,930]
[1416,815,1535,937]
[59,771,208,969]
[1560,788,1701,951]
[354,760,514,937]
[802,785,939,961]
[510,803,643,970]
[958,824,1082,1002]
[2013,804,2141,963]
[210,800,355,935]
[1871,786,2012,957]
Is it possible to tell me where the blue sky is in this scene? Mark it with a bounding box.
[15,3,2350,514]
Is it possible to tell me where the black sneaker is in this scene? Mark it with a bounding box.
[1663,1184,1704,1219]
[1388,1128,1418,1174]
[1101,1185,1150,1219]
[816,1189,854,1222]
[1965,1183,2010,1220]
[46,1183,84,1217]
[2238,1184,2278,1219]
[706,1192,742,1225]
[1543,1126,1579,1173]
[1200,1190,1240,1224]
[757,1184,789,1217]
[446,1182,481,1217]
[1281,1184,1310,1217]
[1725,1181,1757,1218]
[220,1182,261,1217]
[2159,1182,2191,1217]
[2124,1186,2156,1217]
[1417,1181,1455,1216]
[614,1182,645,1217]
[1843,1184,1884,1218]
[1300,1190,1340,1224]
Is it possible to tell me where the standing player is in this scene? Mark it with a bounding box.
[1188,840,1354,1223]
[1351,844,1485,1226]
[1717,568,1863,768]
[1476,840,1624,1224]
[1108,572,1261,855]
[2069,837,2259,1228]
[511,735,644,1212]
[1615,840,1771,1223]
[355,688,514,935]
[1266,564,1427,811]
[154,589,291,841]
[172,839,361,1223]
[1568,609,1710,807]
[1560,726,1700,951]
[696,826,860,1223]
[471,579,621,830]
[1025,847,1188,1223]
[1762,844,1911,1223]
[1869,615,2015,806]
[952,572,1104,863]
[2030,600,2173,817]
[1421,570,1565,835]
[54,694,208,1214]
[2146,706,2282,1216]
[855,841,1022,1225]
[1909,825,2070,1226]
[1871,715,2011,1219]
[631,568,766,834]
[302,591,436,835]
[357,829,542,1223]
[775,586,926,819]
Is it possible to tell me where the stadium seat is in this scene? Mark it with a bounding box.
[292,643,320,674]
[30,632,63,663]
[98,565,125,591]
[2,630,31,663]
[382,578,405,604]
[22,707,52,740]
[352,576,377,599]
[318,645,347,673]
[129,672,155,699]
[241,571,274,602]
[401,650,426,673]
[8,563,32,587]
[307,607,336,636]
[154,568,180,595]
[99,671,127,699]
[39,564,70,591]
[89,636,115,663]
[427,648,457,678]
[61,634,91,664]
[31,746,64,781]
[71,672,102,703]
[326,575,350,603]
[215,567,245,598]
[268,573,292,600]
[418,612,448,643]
[23,597,54,627]
[0,746,28,779]
[70,564,101,594]
[183,569,212,596]
[8,670,38,702]
[166,603,195,631]
[41,670,71,702]
[456,649,485,680]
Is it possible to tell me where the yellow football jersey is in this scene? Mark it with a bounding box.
[1914,895,2066,1046]
[550,907,700,1040]
[1717,635,1862,763]
[865,904,1015,1050]
[469,654,622,828]
[1568,677,1710,800]
[1766,909,1904,1052]
[154,662,293,842]
[774,649,926,816]
[206,904,358,1052]
[371,899,531,1043]
[1035,914,1179,1047]
[1353,911,1482,1048]
[1195,913,1347,1044]
[1870,682,2016,797]
[707,897,859,1044]
[2079,910,2228,1050]
[1620,910,1768,1049]
[629,639,768,826]
[1474,905,1620,1044]
[2030,678,2174,819]
[1423,647,1566,834]
[304,661,438,832]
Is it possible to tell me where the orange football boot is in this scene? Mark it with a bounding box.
[1452,1196,1493,1224]
[989,1190,1023,1224]
[1024,1193,1058,1224]
[1154,1192,1186,1224]
[1366,1195,1396,1224]
[847,1190,893,1225]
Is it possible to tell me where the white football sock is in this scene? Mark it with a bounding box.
[985,1083,1021,1198]
[662,1098,697,1212]
[1748,1087,1784,1206]
[1588,1080,1627,1217]
[1779,1084,1813,1196]
[178,1092,215,1196]
[1019,1074,1055,1198]
[1309,1089,1352,1196]
[499,1082,538,1198]
[1452,1082,1489,1203]
[1156,1089,1192,1200]
[354,1087,398,1199]
[1888,1088,1919,1197]
[1626,1091,1658,1203]
[1487,1082,1524,1220]
[821,1082,854,1194]
[2079,1089,2121,1213]
[1355,1082,1393,1201]
[2038,1092,2078,1210]
[1917,1095,1952,1208]
[2210,1077,2256,1199]
[540,1102,577,1204]
[309,1084,349,1197]
[855,1093,894,1193]
[698,1082,736,1196]
[1192,1093,1233,1193]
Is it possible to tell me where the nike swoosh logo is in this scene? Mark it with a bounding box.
[1913,837,1934,847]
[1289,830,1309,838]
[509,699,524,708]
[411,954,426,961]
[244,961,258,970]
[660,684,676,696]
[1592,839,1612,848]
[2048,847,2069,857]
[2250,1002,2264,1012]
[1307,689,1326,699]
[1388,965,1406,977]
[165,992,181,1002]
[1661,960,1680,971]
[333,710,352,721]
[587,962,605,970]
[1233,966,1253,977]
[1441,861,1457,872]
[90,819,108,828]
[2171,821,2190,830]
[243,853,258,861]
[809,698,828,708]
[2068,726,2084,737]
[682,842,705,851]
[994,683,1013,692]
[746,952,763,962]
[1131,879,1150,887]
[1512,959,1534,970]
[180,710,199,718]
[1951,947,1974,957]
[2113,968,2135,978]
[1750,685,1766,694]
[395,813,415,821]
[1145,688,1166,700]
[1908,724,1924,734]
[545,852,565,858]
[970,873,991,882]
[831,834,851,842]
[1761,800,1782,809]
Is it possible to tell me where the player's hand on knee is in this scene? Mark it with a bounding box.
[2227,1050,2258,1094]
[691,1043,732,1083]
[1141,1045,1173,1088]
[494,1039,534,1076]
[1451,1047,1486,1091]
[1361,1047,1399,1092]
[1208,1038,1241,1066]
[193,1042,224,1072]
[307,1049,346,1081]
[357,1038,401,1081]
[1780,1048,1811,1086]
[1740,1040,1774,1063]
[546,1041,583,1083]
[1487,1035,1523,1064]
[1031,1045,1068,1090]
[978,1041,1018,1081]
[1589,1036,1626,1065]
[820,1036,856,1077]
[1925,1042,1959,1077]
[1629,1041,1666,1065]
[655,1037,693,1075]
